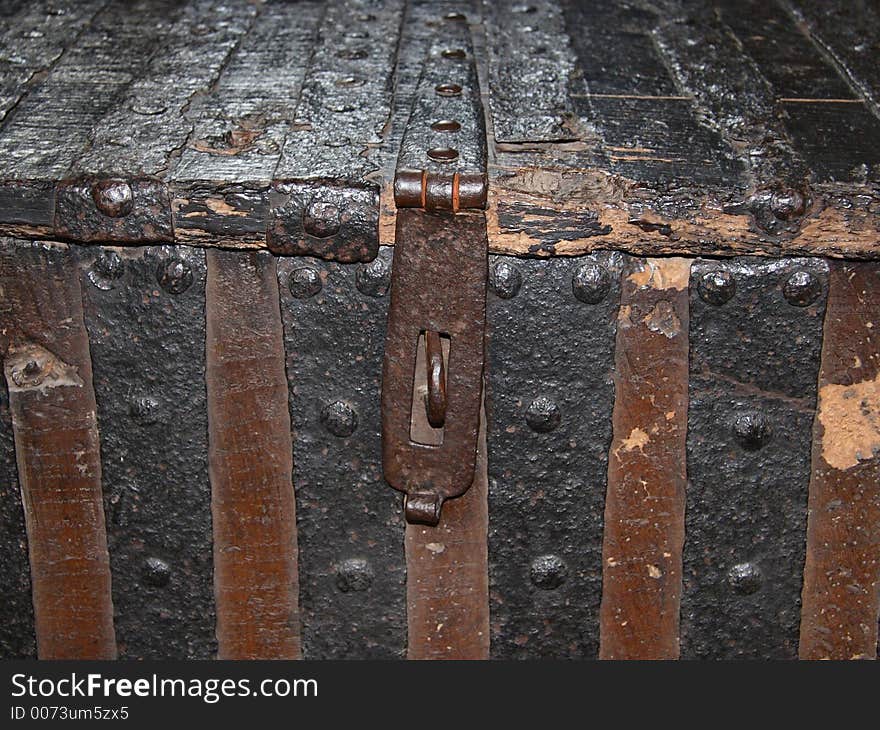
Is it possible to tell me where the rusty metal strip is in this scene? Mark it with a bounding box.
[487,252,624,658]
[799,261,880,660]
[395,3,487,210]
[0,239,116,659]
[599,257,690,660]
[277,247,406,658]
[682,257,827,659]
[206,249,300,659]
[78,245,215,659]
[382,209,487,525]
[406,401,490,659]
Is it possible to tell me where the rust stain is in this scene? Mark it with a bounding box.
[817,373,880,470]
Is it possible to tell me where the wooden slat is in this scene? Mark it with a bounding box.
[0,0,107,126]
[169,0,320,183]
[0,239,115,659]
[406,405,489,660]
[799,261,880,660]
[599,257,690,659]
[206,249,300,660]
[74,0,258,177]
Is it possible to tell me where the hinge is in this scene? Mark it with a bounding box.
[382,7,488,525]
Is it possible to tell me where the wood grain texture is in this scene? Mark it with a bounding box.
[406,404,489,660]
[206,249,300,660]
[599,257,689,659]
[799,261,880,660]
[0,239,116,659]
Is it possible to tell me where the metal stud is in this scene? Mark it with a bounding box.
[336,558,374,593]
[156,257,193,295]
[288,267,322,299]
[530,554,568,590]
[525,396,561,433]
[92,179,133,218]
[321,400,358,438]
[571,260,611,304]
[490,260,523,299]
[782,270,821,307]
[697,269,736,305]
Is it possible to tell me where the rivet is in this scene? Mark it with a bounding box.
[336,557,374,592]
[335,76,366,87]
[441,48,467,59]
[770,189,806,220]
[733,411,772,450]
[490,260,523,299]
[782,270,821,307]
[129,396,161,426]
[143,557,172,588]
[728,562,762,595]
[130,100,168,116]
[88,251,125,290]
[288,267,322,299]
[321,400,358,437]
[444,12,467,21]
[571,260,611,304]
[303,200,341,238]
[525,396,561,433]
[513,4,539,13]
[11,359,44,388]
[431,119,461,133]
[355,257,391,297]
[530,554,568,590]
[435,83,462,97]
[356,13,376,22]
[156,258,193,295]
[326,102,356,114]
[697,269,736,305]
[91,179,133,218]
[337,48,367,60]
[427,147,459,162]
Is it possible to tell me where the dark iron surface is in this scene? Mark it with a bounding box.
[486,252,624,658]
[278,247,406,659]
[681,256,828,659]
[78,244,215,659]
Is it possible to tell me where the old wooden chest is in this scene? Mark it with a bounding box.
[0,0,878,660]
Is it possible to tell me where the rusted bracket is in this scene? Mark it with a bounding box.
[267,181,379,263]
[54,177,173,243]
[382,208,487,525]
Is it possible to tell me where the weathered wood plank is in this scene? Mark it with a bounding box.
[0,239,116,659]
[799,261,880,660]
[406,405,489,660]
[787,0,880,114]
[79,245,215,659]
[483,0,579,143]
[599,258,689,660]
[74,0,259,177]
[0,0,184,180]
[170,0,318,184]
[0,0,107,126]
[206,249,300,660]
[0,368,35,658]
[717,0,880,184]
[273,0,406,182]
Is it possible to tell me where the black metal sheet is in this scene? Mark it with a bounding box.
[0,369,35,658]
[277,247,406,659]
[487,252,624,658]
[78,244,215,660]
[682,257,828,659]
